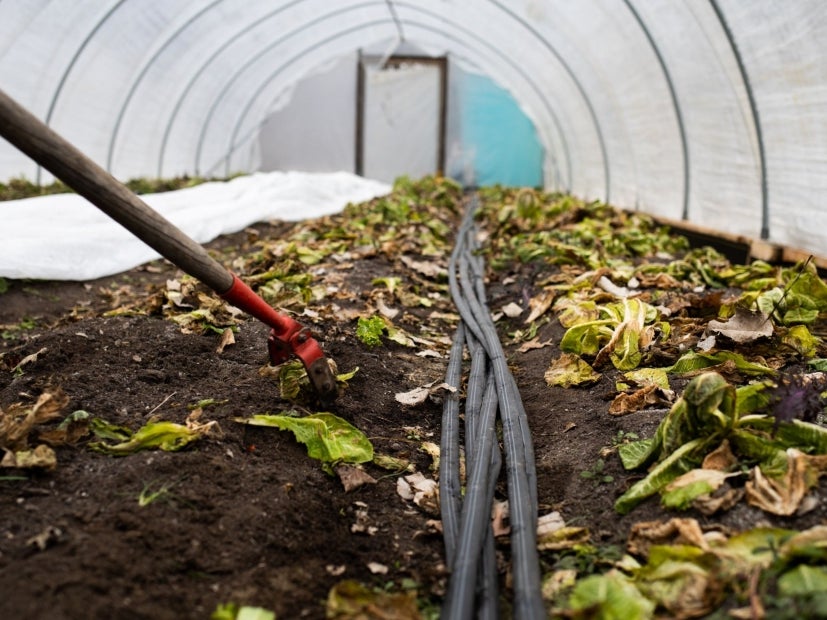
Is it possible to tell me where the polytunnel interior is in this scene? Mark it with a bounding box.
[3,4,827,620]
[0,0,825,257]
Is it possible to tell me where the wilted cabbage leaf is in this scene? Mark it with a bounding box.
[237,413,373,468]
[567,571,655,619]
[616,372,827,515]
[90,418,216,455]
[326,580,421,620]
[544,353,601,387]
[668,350,774,377]
[559,520,827,619]
[560,298,666,371]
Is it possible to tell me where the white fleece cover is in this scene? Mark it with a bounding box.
[0,171,390,281]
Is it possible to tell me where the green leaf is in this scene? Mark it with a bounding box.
[336,367,359,383]
[188,398,228,410]
[210,603,276,620]
[356,315,385,347]
[618,438,656,470]
[635,545,718,616]
[276,361,357,400]
[567,571,655,619]
[0,277,8,294]
[668,351,775,376]
[727,428,789,477]
[784,324,819,357]
[371,276,402,294]
[555,298,600,328]
[660,469,736,510]
[559,319,612,357]
[278,360,310,400]
[385,324,415,347]
[90,420,214,455]
[778,565,827,597]
[738,416,827,455]
[237,413,373,466]
[615,437,710,515]
[372,454,411,471]
[237,608,276,620]
[808,359,827,372]
[735,382,772,416]
[88,418,134,442]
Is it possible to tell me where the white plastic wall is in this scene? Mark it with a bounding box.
[0,1,824,257]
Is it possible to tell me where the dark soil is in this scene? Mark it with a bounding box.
[1,222,825,619]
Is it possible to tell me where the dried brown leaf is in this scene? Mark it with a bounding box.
[525,289,556,323]
[707,307,773,343]
[335,464,377,492]
[609,384,673,415]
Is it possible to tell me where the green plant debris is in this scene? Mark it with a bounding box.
[615,372,827,515]
[559,298,668,372]
[667,350,775,377]
[137,480,174,507]
[554,520,827,619]
[326,580,421,620]
[89,418,216,455]
[187,398,228,410]
[210,602,276,620]
[273,360,357,401]
[235,412,373,472]
[580,458,614,485]
[373,453,413,472]
[356,315,386,347]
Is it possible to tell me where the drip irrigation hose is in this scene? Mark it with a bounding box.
[440,196,544,619]
[440,325,466,564]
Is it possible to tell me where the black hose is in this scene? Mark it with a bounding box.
[439,324,466,565]
[440,196,544,619]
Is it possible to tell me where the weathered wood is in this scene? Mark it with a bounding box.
[0,88,233,292]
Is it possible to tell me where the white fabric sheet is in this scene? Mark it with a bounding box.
[0,171,390,281]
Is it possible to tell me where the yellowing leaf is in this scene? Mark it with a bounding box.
[1,444,56,470]
[660,469,741,511]
[90,419,216,455]
[545,353,600,387]
[568,571,655,620]
[326,580,421,620]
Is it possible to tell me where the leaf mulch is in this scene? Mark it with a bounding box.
[1,177,827,619]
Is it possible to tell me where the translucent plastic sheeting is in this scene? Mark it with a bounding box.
[0,171,389,281]
[259,54,358,174]
[362,62,441,184]
[0,1,825,256]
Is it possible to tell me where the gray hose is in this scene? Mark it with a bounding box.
[440,196,544,619]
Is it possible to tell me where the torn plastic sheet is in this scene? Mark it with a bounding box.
[0,171,390,281]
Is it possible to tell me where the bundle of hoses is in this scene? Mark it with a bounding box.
[439,196,545,619]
